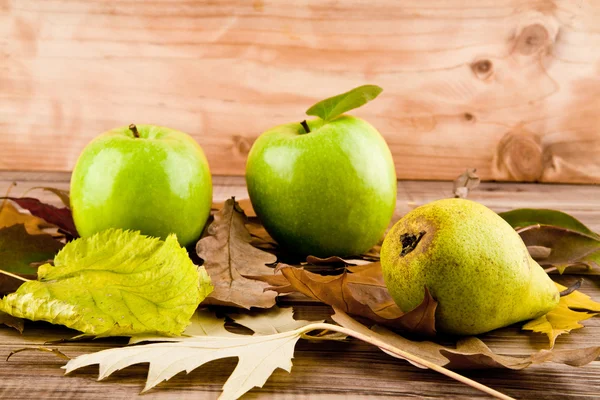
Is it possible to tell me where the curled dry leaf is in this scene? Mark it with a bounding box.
[7,346,70,361]
[197,197,278,309]
[331,308,600,371]
[522,282,600,347]
[453,168,480,199]
[272,263,437,336]
[518,225,600,273]
[0,310,24,334]
[305,255,373,267]
[1,197,78,238]
[500,208,600,273]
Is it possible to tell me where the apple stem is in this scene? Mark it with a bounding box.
[300,120,311,134]
[129,124,140,138]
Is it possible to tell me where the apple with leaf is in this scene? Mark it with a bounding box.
[245,85,397,257]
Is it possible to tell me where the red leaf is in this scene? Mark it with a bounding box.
[2,197,78,237]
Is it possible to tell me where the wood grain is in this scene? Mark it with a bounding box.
[0,172,600,399]
[1,1,600,183]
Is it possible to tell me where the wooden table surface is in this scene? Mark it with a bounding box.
[0,171,599,400]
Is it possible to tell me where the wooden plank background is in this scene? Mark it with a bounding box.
[1,0,599,183]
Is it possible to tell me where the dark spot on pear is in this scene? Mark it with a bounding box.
[399,231,426,257]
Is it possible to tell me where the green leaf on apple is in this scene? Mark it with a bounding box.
[0,229,213,337]
[306,84,383,122]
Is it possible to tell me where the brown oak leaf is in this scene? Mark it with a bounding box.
[196,198,277,309]
[272,263,437,336]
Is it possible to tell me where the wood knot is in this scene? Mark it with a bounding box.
[471,59,493,81]
[515,24,552,55]
[231,135,253,156]
[492,130,544,182]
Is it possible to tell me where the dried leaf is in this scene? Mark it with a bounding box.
[274,263,437,336]
[231,306,321,335]
[518,225,600,273]
[331,308,600,371]
[0,310,24,333]
[212,198,256,218]
[29,187,71,208]
[196,198,277,309]
[0,200,50,235]
[0,224,63,275]
[1,197,78,237]
[246,219,277,249]
[64,307,335,399]
[0,229,213,337]
[305,255,372,266]
[129,308,235,344]
[500,208,599,238]
[7,346,70,361]
[522,283,600,347]
[453,168,480,199]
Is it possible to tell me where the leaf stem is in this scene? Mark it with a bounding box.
[298,322,515,400]
[0,269,30,283]
[300,120,311,134]
[559,278,583,297]
[129,124,140,138]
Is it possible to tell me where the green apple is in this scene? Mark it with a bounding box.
[245,85,396,257]
[70,124,212,247]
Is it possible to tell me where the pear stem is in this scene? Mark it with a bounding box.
[300,120,311,134]
[559,278,583,297]
[129,124,140,138]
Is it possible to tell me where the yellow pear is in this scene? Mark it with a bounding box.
[381,198,559,335]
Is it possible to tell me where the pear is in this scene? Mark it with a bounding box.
[381,198,559,336]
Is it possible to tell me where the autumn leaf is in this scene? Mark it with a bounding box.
[305,255,373,267]
[1,197,78,237]
[196,197,278,309]
[0,310,24,333]
[0,199,50,235]
[499,208,600,273]
[27,187,71,208]
[0,229,213,337]
[522,282,600,347]
[0,224,63,275]
[453,168,480,199]
[518,225,600,273]
[500,208,599,238]
[272,263,437,336]
[331,308,600,371]
[64,307,336,399]
[212,198,256,218]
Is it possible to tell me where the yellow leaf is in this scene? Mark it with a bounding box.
[522,282,600,347]
[0,199,49,235]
